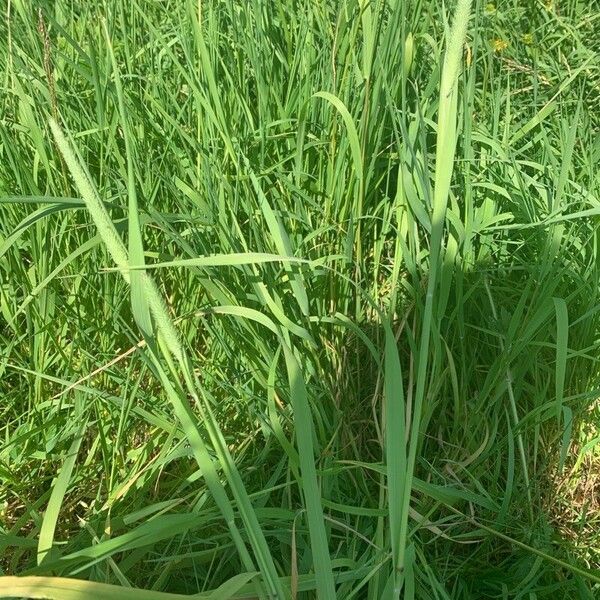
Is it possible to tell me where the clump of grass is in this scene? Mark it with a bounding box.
[1,0,600,598]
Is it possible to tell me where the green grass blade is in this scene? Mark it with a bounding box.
[282,344,336,598]
[117,253,308,271]
[313,92,363,182]
[553,297,569,421]
[37,421,86,565]
[103,21,153,340]
[383,320,406,571]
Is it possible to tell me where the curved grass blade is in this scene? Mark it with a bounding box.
[116,253,308,271]
[313,92,363,182]
[37,420,86,565]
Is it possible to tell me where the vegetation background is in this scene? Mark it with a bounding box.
[1,0,599,598]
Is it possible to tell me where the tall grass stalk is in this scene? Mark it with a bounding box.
[388,0,472,594]
[48,118,284,598]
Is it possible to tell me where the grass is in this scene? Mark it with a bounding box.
[1,0,600,598]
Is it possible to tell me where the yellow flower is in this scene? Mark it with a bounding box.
[485,3,496,14]
[492,38,508,53]
[521,33,533,45]
[544,0,553,10]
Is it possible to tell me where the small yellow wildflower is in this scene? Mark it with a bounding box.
[485,3,496,14]
[492,38,508,53]
[521,33,533,45]
[544,0,553,10]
